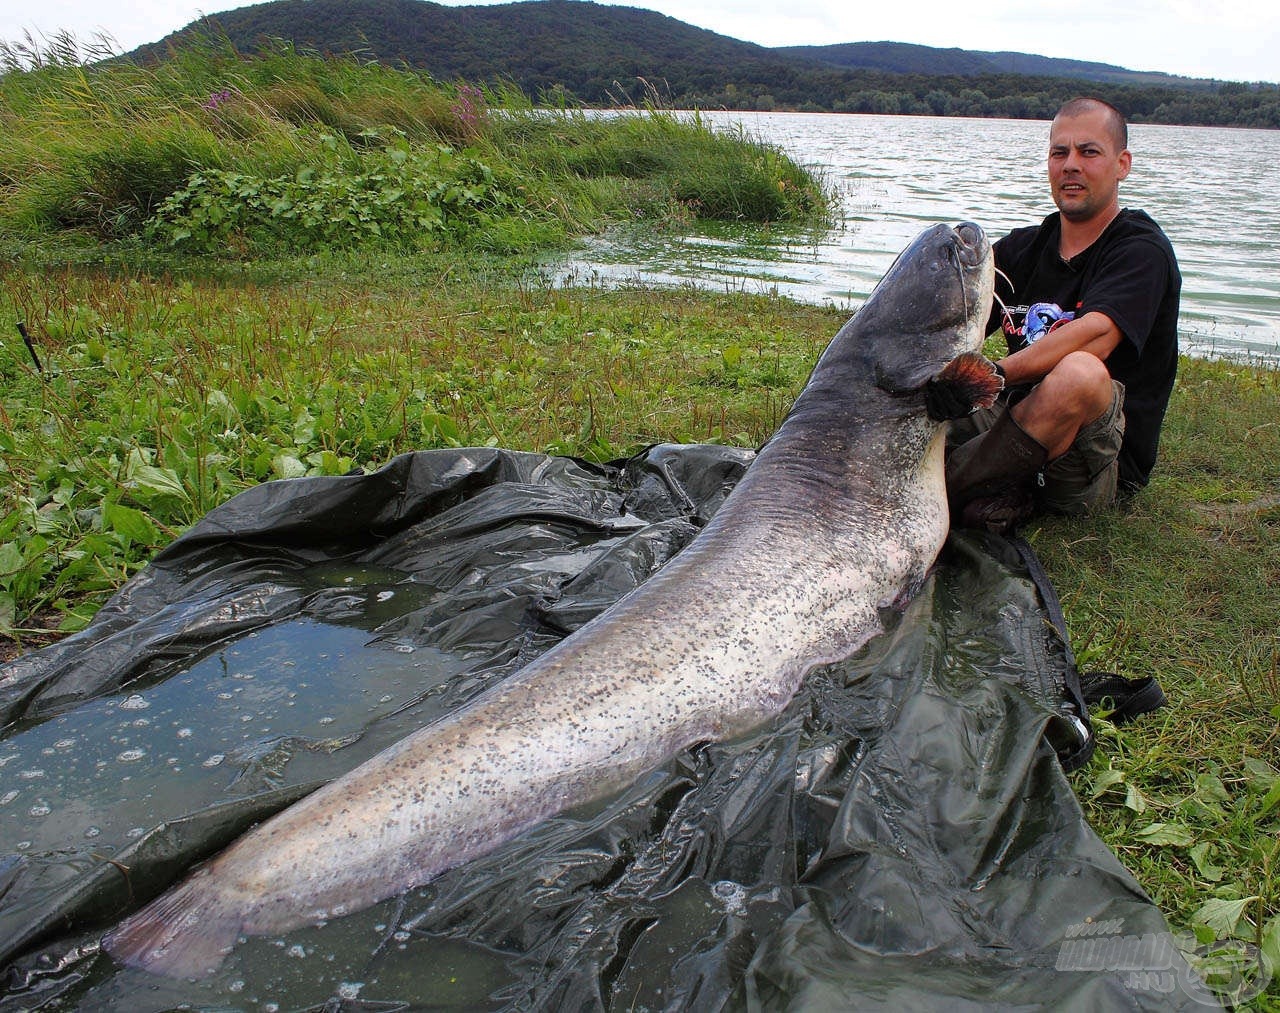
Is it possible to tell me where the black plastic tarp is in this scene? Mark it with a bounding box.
[0,445,1210,1010]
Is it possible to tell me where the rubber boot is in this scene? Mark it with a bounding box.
[945,410,1048,534]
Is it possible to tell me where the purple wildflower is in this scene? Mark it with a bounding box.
[451,85,486,136]
[202,88,236,111]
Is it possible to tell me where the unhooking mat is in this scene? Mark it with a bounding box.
[0,444,1213,1010]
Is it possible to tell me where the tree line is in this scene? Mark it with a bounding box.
[688,72,1280,129]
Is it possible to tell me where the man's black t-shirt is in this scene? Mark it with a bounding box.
[988,209,1182,491]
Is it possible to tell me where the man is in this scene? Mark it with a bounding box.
[944,97,1182,532]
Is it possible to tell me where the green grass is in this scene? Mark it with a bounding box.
[1026,356,1280,1006]
[0,257,835,637]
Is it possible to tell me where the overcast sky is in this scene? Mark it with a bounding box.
[2,0,1277,84]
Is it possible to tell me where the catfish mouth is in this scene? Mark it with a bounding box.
[802,221,995,402]
[946,222,988,339]
[884,220,988,284]
[951,221,987,269]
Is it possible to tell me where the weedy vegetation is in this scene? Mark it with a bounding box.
[1032,356,1280,1007]
[1,31,1277,1008]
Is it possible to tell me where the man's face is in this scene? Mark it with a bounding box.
[1047,109,1132,224]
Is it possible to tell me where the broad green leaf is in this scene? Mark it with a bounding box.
[1189,842,1225,883]
[1256,778,1280,820]
[125,449,187,503]
[1124,782,1148,814]
[1242,757,1278,789]
[307,450,352,476]
[1194,771,1231,804]
[0,542,22,591]
[56,604,96,633]
[292,409,318,446]
[1090,766,1124,798]
[1133,823,1195,847]
[422,412,460,445]
[271,454,308,480]
[1262,915,1280,979]
[1193,896,1257,938]
[31,502,69,535]
[104,502,159,546]
[128,464,188,503]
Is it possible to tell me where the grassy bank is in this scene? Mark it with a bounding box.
[0,260,835,636]
[0,35,828,257]
[0,34,828,635]
[1034,361,1280,1007]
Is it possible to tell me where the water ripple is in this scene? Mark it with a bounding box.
[552,112,1280,361]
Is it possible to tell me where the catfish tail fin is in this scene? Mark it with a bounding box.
[102,870,244,980]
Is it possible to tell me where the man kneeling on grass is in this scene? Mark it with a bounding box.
[945,97,1182,533]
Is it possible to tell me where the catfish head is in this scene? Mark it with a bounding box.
[791,222,998,427]
[856,221,995,395]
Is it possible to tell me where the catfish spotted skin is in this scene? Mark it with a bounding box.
[103,223,996,979]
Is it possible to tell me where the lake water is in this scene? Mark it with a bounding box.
[553,112,1280,361]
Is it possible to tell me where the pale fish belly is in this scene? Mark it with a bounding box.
[224,515,920,934]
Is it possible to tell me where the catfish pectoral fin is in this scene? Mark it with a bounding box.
[929,351,1005,418]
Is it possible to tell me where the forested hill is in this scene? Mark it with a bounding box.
[134,0,804,102]
[130,0,1280,128]
[775,41,1198,89]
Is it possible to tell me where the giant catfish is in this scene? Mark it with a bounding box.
[105,221,1001,978]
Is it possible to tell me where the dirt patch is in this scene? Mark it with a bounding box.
[1,611,68,666]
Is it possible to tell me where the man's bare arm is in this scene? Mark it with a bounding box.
[999,311,1123,385]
